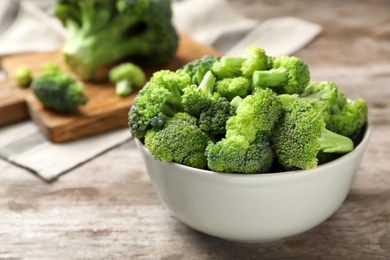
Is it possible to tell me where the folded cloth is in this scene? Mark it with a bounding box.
[0,1,66,56]
[0,0,322,181]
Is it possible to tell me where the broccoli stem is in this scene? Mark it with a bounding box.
[198,71,216,96]
[212,56,246,78]
[230,96,244,108]
[252,67,288,87]
[319,128,354,153]
[115,79,134,97]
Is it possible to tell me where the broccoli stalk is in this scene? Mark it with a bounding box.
[55,0,179,81]
[252,56,310,94]
[109,62,146,96]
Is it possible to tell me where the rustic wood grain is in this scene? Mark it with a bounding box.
[0,0,390,259]
[0,33,221,142]
[0,78,30,126]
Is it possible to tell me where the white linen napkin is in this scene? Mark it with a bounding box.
[0,0,322,181]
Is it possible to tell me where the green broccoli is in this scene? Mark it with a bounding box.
[271,100,354,170]
[13,65,33,88]
[205,132,274,174]
[145,112,211,169]
[181,70,217,117]
[214,76,252,101]
[109,62,146,97]
[278,81,338,123]
[226,88,283,143]
[212,45,268,79]
[30,63,88,113]
[327,98,368,137]
[252,56,310,94]
[198,97,235,136]
[55,0,179,80]
[181,55,220,85]
[128,70,190,139]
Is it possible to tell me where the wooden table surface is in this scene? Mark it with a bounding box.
[1,0,390,259]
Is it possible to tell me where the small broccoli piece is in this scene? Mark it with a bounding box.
[109,62,146,97]
[55,0,179,80]
[272,100,354,170]
[212,45,268,79]
[146,112,211,169]
[182,70,217,117]
[212,56,246,79]
[30,63,87,113]
[279,81,338,123]
[252,56,310,94]
[205,132,274,174]
[327,98,368,137]
[214,76,252,101]
[241,45,268,78]
[13,65,33,88]
[226,88,283,143]
[182,55,220,85]
[128,70,189,139]
[198,97,235,136]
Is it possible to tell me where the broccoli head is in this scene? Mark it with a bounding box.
[128,70,190,139]
[271,100,354,170]
[279,81,338,123]
[181,70,217,117]
[109,62,146,96]
[214,76,252,101]
[226,88,283,143]
[252,56,310,94]
[205,132,274,174]
[145,112,211,169]
[198,97,236,136]
[212,45,268,79]
[55,0,179,80]
[30,63,88,113]
[327,98,368,137]
[181,55,220,85]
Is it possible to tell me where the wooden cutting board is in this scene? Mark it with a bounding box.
[0,33,221,142]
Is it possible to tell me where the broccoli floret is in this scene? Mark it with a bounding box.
[109,62,146,96]
[198,97,235,136]
[241,45,268,78]
[214,76,252,101]
[146,112,210,169]
[212,45,268,79]
[279,81,338,123]
[272,100,354,170]
[252,56,310,94]
[205,132,274,174]
[327,98,368,137]
[55,0,179,80]
[182,70,217,117]
[13,65,33,88]
[30,63,88,113]
[226,88,283,143]
[128,70,189,139]
[181,55,220,85]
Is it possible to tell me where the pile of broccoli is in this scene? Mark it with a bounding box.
[128,45,368,174]
[54,0,179,81]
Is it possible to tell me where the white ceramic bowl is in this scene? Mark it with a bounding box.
[135,123,371,243]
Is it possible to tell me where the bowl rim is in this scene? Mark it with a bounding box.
[135,122,371,179]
